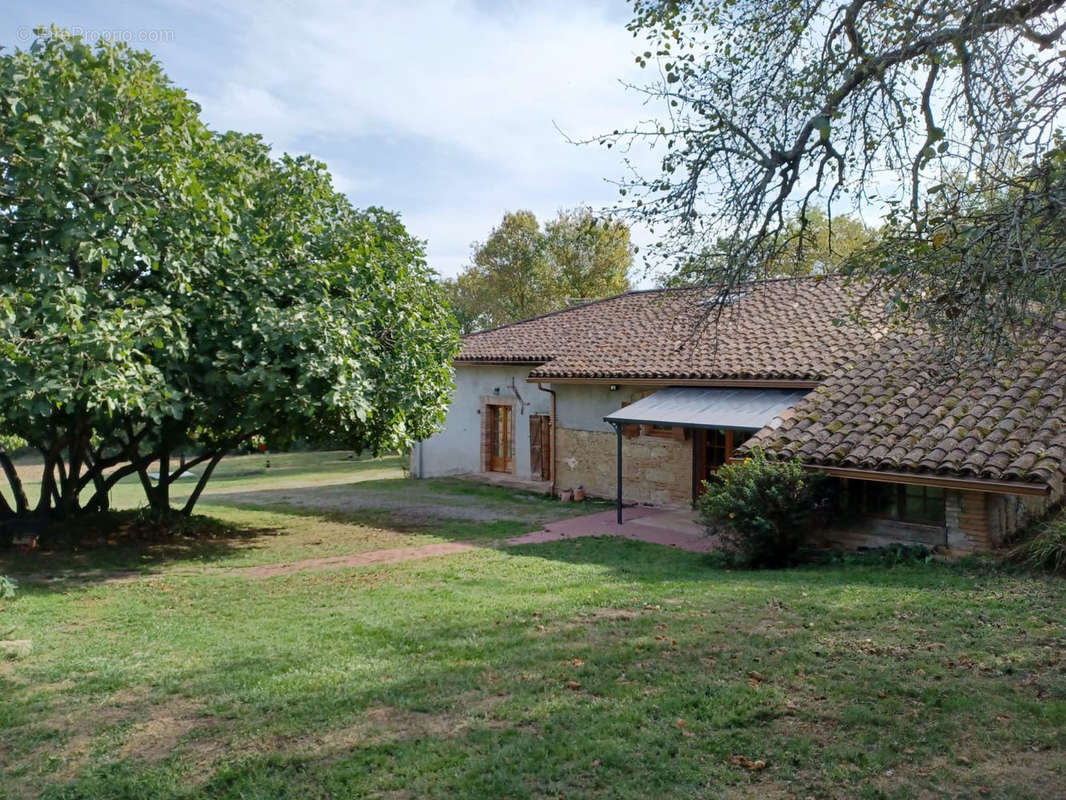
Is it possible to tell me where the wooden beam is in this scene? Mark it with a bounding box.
[812,465,1050,497]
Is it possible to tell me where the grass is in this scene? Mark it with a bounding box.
[1,453,1065,798]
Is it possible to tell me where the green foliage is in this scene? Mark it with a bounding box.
[697,450,824,568]
[1010,512,1066,574]
[806,543,934,568]
[0,28,458,521]
[0,575,16,599]
[443,207,632,333]
[664,209,878,286]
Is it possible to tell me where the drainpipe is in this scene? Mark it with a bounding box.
[535,382,557,495]
[610,421,623,524]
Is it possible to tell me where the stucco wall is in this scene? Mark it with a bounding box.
[413,365,550,479]
[553,383,650,433]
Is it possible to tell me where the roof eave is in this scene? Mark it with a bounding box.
[808,465,1051,497]
[524,376,822,388]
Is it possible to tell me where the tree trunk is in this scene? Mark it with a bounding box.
[59,422,87,516]
[83,450,109,513]
[157,448,171,513]
[83,457,149,513]
[182,452,224,516]
[0,453,29,515]
[36,447,59,514]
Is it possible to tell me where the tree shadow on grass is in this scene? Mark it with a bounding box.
[0,514,282,591]
[10,570,1054,800]
[196,478,608,543]
[500,535,995,593]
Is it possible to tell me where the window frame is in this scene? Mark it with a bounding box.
[849,479,946,526]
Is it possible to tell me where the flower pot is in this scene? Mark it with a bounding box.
[574,487,586,502]
[560,488,574,502]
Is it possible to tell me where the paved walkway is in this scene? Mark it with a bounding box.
[239,506,712,578]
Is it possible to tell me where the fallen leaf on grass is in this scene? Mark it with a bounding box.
[727,754,767,771]
[675,718,693,737]
[566,680,582,691]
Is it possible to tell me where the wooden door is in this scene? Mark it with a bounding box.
[487,404,513,473]
[529,414,551,480]
[693,429,753,499]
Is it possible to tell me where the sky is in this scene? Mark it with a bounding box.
[4,0,661,280]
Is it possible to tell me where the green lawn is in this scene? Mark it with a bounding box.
[1,454,1065,799]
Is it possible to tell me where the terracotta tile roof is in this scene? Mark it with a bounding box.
[457,274,1066,492]
[458,276,881,381]
[745,334,1066,492]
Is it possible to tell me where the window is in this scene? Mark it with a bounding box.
[707,429,730,469]
[643,423,676,439]
[849,480,945,525]
[901,484,945,525]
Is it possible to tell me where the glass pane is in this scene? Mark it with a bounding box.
[862,482,895,516]
[904,495,925,519]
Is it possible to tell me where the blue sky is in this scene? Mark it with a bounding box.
[4,1,660,279]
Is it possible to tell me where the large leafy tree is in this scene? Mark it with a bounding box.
[443,207,632,333]
[664,209,878,286]
[608,0,1066,352]
[0,29,457,521]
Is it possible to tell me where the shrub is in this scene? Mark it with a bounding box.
[0,576,16,600]
[1010,512,1066,574]
[697,449,825,568]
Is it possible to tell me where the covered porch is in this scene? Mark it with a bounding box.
[602,386,810,524]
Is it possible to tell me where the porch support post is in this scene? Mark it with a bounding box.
[612,421,623,525]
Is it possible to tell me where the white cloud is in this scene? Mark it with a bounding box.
[184,0,660,278]
[7,0,662,282]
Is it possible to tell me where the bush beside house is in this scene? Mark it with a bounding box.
[697,450,825,568]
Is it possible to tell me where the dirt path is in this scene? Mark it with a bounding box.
[9,510,709,585]
[235,508,710,579]
[238,541,476,578]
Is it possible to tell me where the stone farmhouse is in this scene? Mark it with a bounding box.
[412,276,1066,552]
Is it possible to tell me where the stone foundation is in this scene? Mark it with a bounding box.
[554,427,692,508]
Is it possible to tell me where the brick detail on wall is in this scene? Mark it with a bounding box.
[554,427,692,508]
[946,490,1052,551]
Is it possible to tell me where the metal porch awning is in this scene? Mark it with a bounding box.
[602,387,811,524]
[603,386,810,431]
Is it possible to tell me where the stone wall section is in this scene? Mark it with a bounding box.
[554,427,692,508]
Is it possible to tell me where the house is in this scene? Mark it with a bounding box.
[412,276,1066,552]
